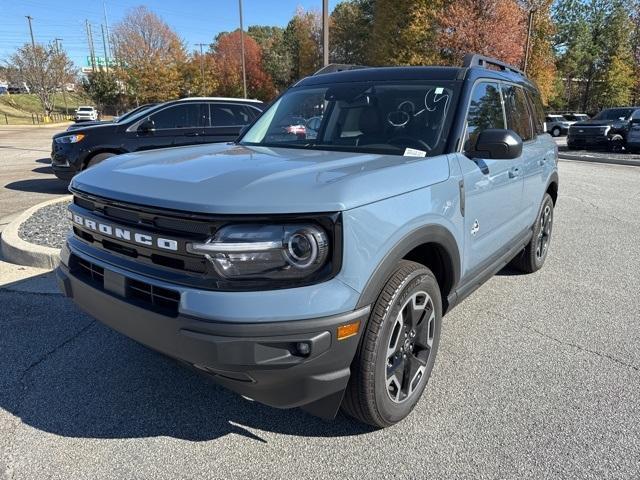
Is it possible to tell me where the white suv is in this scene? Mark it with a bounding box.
[74,106,98,122]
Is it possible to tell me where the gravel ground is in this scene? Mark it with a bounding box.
[17,200,71,249]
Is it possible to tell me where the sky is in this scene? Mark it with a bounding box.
[0,0,340,69]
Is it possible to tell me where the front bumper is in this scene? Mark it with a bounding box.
[51,141,86,180]
[56,247,369,417]
[567,134,610,149]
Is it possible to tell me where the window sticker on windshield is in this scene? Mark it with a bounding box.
[404,148,427,157]
[435,87,444,95]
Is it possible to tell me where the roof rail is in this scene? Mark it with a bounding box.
[463,53,526,77]
[313,63,368,76]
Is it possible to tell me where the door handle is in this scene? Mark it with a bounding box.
[508,167,520,179]
[185,132,200,137]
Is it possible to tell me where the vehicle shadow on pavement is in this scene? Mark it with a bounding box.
[0,275,375,443]
[32,166,53,175]
[4,178,69,195]
[35,158,51,164]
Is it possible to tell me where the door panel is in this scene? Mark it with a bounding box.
[131,103,206,152]
[458,81,524,279]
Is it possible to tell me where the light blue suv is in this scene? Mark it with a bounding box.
[57,54,558,428]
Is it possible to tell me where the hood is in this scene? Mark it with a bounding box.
[54,122,117,138]
[71,143,450,214]
[572,119,617,127]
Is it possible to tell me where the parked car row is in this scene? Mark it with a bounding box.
[544,112,589,137]
[52,97,265,180]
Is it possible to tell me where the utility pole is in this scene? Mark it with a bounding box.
[523,8,536,74]
[238,0,247,98]
[102,0,112,61]
[322,0,329,67]
[195,43,207,94]
[54,38,69,114]
[85,20,96,73]
[101,24,109,73]
[25,16,36,52]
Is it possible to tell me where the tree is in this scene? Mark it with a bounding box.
[212,30,276,99]
[371,0,444,66]
[179,51,218,97]
[438,0,526,67]
[330,0,374,64]
[6,43,75,116]
[248,25,293,92]
[284,8,322,80]
[83,70,121,111]
[112,6,187,103]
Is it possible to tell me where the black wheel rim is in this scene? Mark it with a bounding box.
[385,291,435,403]
[535,204,553,261]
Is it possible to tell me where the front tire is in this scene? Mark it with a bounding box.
[551,127,561,137]
[342,260,442,428]
[511,193,554,273]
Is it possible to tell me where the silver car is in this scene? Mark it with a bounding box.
[545,114,571,137]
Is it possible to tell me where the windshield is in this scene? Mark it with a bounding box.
[78,107,93,111]
[116,104,156,123]
[240,81,459,156]
[594,108,634,121]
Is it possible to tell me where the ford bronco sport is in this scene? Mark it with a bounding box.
[57,54,559,428]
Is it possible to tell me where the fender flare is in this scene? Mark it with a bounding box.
[355,224,461,310]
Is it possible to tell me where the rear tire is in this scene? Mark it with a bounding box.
[510,193,554,273]
[86,152,116,169]
[551,127,561,137]
[342,260,442,428]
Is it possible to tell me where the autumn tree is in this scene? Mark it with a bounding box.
[211,30,276,100]
[284,8,322,80]
[83,70,122,111]
[248,25,293,93]
[6,43,75,116]
[112,6,187,103]
[371,0,444,66]
[330,0,374,64]
[180,50,218,96]
[438,0,526,67]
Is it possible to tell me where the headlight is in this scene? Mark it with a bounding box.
[55,133,85,144]
[187,223,331,283]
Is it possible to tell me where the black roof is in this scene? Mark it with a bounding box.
[296,66,464,87]
[295,60,538,91]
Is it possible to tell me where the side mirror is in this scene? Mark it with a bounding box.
[138,118,155,133]
[467,129,523,160]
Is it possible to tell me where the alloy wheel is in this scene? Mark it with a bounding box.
[385,291,435,403]
[535,204,553,261]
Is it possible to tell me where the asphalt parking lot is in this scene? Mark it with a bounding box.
[1,135,640,479]
[0,125,69,220]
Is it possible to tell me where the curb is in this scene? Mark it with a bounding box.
[0,196,71,269]
[558,151,640,167]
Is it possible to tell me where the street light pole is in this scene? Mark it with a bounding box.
[195,43,207,94]
[54,38,69,115]
[322,0,329,67]
[238,0,247,98]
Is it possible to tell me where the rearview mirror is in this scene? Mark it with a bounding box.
[467,129,523,160]
[138,118,155,133]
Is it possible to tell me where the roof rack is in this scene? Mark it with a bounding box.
[313,64,368,76]
[463,53,526,77]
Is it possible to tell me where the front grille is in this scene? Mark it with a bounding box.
[70,254,180,316]
[72,192,215,237]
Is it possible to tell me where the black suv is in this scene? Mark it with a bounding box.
[51,97,264,180]
[567,107,640,152]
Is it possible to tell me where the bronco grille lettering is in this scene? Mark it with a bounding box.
[68,210,179,251]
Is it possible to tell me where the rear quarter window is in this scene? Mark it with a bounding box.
[502,85,534,141]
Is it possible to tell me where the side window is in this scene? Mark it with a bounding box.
[210,104,253,127]
[502,85,534,141]
[465,82,505,151]
[526,89,546,135]
[150,104,207,129]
